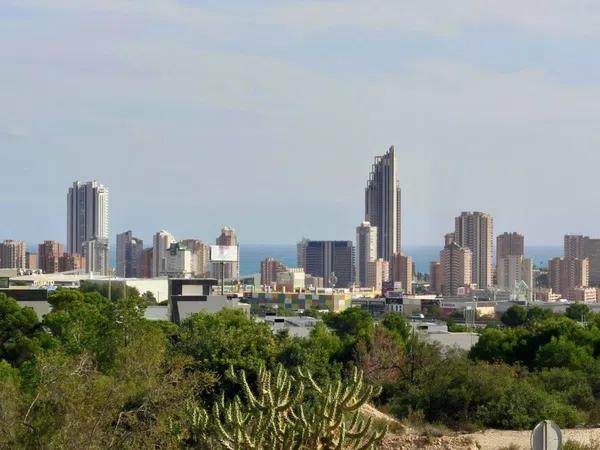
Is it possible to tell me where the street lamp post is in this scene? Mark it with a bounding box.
[108,268,116,301]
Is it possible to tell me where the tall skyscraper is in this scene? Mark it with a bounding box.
[429,261,443,295]
[364,146,401,262]
[497,256,533,300]
[440,242,472,296]
[549,257,589,299]
[564,235,600,286]
[116,231,144,278]
[297,238,309,269]
[454,211,493,289]
[181,239,211,278]
[261,256,286,286]
[215,226,240,281]
[366,258,387,292]
[141,248,154,278]
[0,240,26,269]
[152,230,176,277]
[391,253,413,294]
[304,240,354,288]
[496,232,524,264]
[564,235,586,260]
[67,181,109,254]
[496,231,531,300]
[38,240,64,274]
[25,252,38,270]
[355,221,377,288]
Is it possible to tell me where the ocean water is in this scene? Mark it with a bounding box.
[94,243,563,276]
[238,244,563,276]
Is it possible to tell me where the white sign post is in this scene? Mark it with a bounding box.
[531,420,562,450]
[210,246,239,295]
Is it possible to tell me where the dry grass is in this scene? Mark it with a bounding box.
[497,444,522,450]
[564,439,600,450]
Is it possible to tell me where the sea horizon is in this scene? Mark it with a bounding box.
[26,242,564,276]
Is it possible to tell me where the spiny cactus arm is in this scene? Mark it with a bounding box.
[279,427,297,450]
[345,416,371,439]
[372,384,382,397]
[241,425,262,450]
[276,381,303,412]
[265,383,275,408]
[324,406,344,434]
[245,410,269,449]
[334,422,347,450]
[263,368,273,394]
[333,380,343,402]
[234,427,249,450]
[297,366,323,394]
[233,399,250,427]
[225,402,234,423]
[341,383,374,412]
[227,365,238,382]
[348,411,361,430]
[298,404,310,430]
[213,413,234,448]
[341,369,363,405]
[216,436,236,450]
[276,364,286,387]
[239,370,260,409]
[352,366,359,384]
[352,425,388,450]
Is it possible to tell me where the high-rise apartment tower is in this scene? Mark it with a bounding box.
[116,231,144,278]
[355,222,377,288]
[365,146,401,262]
[454,211,493,289]
[67,181,109,254]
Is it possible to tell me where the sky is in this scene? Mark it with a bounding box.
[2,0,600,247]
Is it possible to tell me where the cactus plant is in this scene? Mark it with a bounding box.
[210,364,387,450]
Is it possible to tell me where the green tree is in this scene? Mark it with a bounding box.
[382,313,410,344]
[323,307,373,342]
[530,367,595,412]
[0,360,25,447]
[175,309,279,393]
[534,336,595,370]
[44,290,117,368]
[501,305,527,327]
[0,293,53,366]
[141,291,157,304]
[79,280,140,301]
[526,307,554,325]
[566,303,592,322]
[277,323,344,384]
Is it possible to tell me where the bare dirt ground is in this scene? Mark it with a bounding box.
[381,427,600,449]
[360,404,600,449]
[463,427,600,449]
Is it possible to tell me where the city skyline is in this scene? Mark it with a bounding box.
[4,2,600,246]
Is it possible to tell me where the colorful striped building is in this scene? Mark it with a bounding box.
[249,292,354,312]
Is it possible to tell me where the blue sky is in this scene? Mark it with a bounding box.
[2,0,600,247]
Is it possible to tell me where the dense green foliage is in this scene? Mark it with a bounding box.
[3,286,600,448]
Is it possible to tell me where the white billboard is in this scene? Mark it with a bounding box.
[210,245,238,262]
